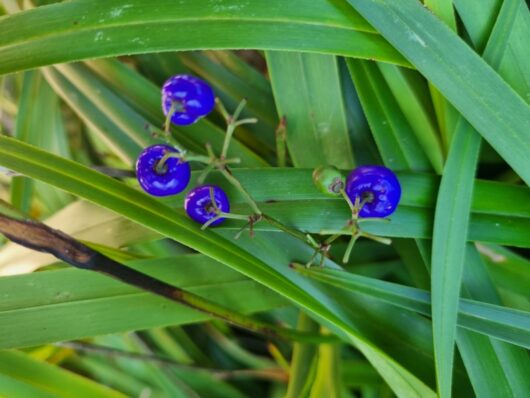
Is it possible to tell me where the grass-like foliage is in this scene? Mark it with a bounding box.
[0,1,528,397]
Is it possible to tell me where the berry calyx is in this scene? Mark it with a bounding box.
[185,185,230,226]
[136,144,191,197]
[162,75,215,126]
[312,165,345,196]
[345,165,401,218]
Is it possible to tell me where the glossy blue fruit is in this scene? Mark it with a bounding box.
[345,165,401,218]
[185,185,230,226]
[162,75,216,126]
[136,144,191,197]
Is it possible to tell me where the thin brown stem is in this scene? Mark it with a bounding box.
[0,210,336,344]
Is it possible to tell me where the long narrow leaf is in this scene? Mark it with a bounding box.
[0,137,435,397]
[431,121,481,396]
[345,0,530,184]
[459,246,530,396]
[0,351,127,398]
[0,0,409,76]
[10,71,42,212]
[346,59,432,172]
[0,255,285,349]
[293,266,530,349]
[267,52,354,168]
[42,67,142,163]
[376,64,444,173]
[431,1,522,395]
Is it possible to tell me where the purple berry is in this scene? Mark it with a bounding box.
[161,75,215,126]
[345,165,401,218]
[185,185,230,226]
[136,144,191,197]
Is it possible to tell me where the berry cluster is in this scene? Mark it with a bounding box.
[312,164,401,264]
[136,74,231,227]
[134,73,402,266]
[313,164,401,218]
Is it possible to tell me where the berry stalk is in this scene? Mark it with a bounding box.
[261,214,319,250]
[219,166,262,215]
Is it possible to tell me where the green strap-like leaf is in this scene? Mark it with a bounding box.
[267,52,355,168]
[266,51,352,396]
[346,59,432,172]
[0,137,435,398]
[344,0,530,184]
[42,67,143,163]
[431,122,481,397]
[376,63,444,173]
[0,350,127,398]
[459,245,530,396]
[10,71,42,213]
[0,373,58,398]
[188,169,530,247]
[453,0,501,51]
[294,266,530,349]
[0,0,408,76]
[0,255,285,349]
[430,1,523,395]
[424,0,457,31]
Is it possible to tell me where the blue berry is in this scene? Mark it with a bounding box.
[345,165,401,218]
[136,144,191,197]
[185,185,230,226]
[162,75,215,126]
